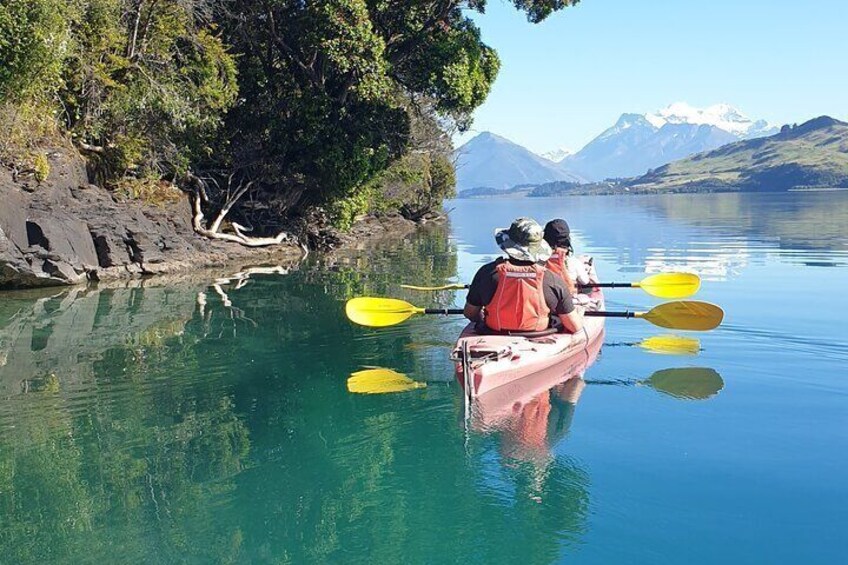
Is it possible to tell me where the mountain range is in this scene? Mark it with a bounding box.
[455,103,779,192]
[525,116,848,196]
[626,116,848,192]
[454,132,583,192]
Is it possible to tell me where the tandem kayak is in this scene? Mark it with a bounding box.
[453,260,605,399]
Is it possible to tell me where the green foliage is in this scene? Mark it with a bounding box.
[328,189,373,231]
[216,0,575,222]
[62,0,239,183]
[114,177,184,206]
[32,152,50,182]
[0,100,61,169]
[0,0,578,219]
[368,151,456,221]
[0,0,72,102]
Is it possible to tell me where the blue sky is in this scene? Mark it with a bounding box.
[456,0,848,154]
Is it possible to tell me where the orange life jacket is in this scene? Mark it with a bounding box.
[485,260,550,332]
[546,248,578,296]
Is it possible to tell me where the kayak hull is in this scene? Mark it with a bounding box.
[454,268,605,399]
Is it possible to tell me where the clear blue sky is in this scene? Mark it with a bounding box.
[456,0,848,154]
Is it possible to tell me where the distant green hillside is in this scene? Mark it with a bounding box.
[627,116,848,192]
[458,184,537,198]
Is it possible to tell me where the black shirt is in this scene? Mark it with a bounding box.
[466,258,575,315]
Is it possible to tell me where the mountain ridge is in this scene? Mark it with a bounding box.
[557,103,778,181]
[626,116,848,192]
[454,131,584,192]
[456,103,780,193]
[521,116,848,197]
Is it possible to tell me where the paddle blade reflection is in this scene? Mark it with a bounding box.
[347,368,427,394]
[639,335,701,356]
[647,367,724,400]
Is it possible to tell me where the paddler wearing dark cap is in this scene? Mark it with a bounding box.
[463,217,584,334]
[543,218,594,297]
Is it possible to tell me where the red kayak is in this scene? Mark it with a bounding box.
[454,261,605,400]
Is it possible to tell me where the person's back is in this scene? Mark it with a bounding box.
[464,218,583,334]
[543,219,593,296]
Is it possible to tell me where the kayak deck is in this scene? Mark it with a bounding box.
[454,262,605,399]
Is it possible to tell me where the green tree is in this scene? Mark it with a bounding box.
[210,0,578,227]
[62,0,238,183]
[1,0,579,232]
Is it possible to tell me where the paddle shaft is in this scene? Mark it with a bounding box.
[415,283,629,290]
[585,310,638,318]
[420,308,637,318]
[585,282,633,289]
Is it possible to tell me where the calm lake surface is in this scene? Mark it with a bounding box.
[1,192,847,563]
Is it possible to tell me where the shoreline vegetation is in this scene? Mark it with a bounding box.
[0,0,582,290]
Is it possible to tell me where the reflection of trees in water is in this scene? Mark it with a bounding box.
[0,222,591,562]
[0,224,471,561]
[0,328,250,562]
[0,284,253,561]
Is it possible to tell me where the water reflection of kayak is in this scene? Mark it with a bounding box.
[453,277,605,399]
[475,330,603,473]
[471,328,604,433]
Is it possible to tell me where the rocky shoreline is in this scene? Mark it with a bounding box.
[0,148,421,290]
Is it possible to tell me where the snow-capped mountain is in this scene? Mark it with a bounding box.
[540,147,573,163]
[645,102,774,138]
[559,103,778,181]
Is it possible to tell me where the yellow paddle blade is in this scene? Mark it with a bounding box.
[635,272,701,299]
[347,368,427,394]
[647,367,724,400]
[638,301,724,331]
[400,283,468,291]
[639,335,701,356]
[345,297,422,327]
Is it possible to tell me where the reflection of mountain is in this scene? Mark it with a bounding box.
[639,191,848,256]
[643,247,750,281]
[449,190,848,286]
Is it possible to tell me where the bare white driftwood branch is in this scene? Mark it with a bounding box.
[190,189,295,248]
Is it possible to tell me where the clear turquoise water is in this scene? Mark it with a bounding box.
[1,192,846,563]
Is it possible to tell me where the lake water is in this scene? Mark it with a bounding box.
[1,192,847,563]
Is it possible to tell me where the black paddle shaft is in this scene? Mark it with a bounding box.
[423,308,636,319]
[424,308,464,315]
[585,310,636,318]
[580,282,634,289]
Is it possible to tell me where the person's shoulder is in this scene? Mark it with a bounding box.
[476,257,503,272]
[471,257,502,281]
[543,269,567,289]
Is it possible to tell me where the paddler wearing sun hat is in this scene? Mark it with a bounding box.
[463,217,584,334]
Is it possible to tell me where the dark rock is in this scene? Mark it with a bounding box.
[1,148,304,289]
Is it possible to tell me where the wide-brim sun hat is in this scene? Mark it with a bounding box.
[494,217,552,263]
